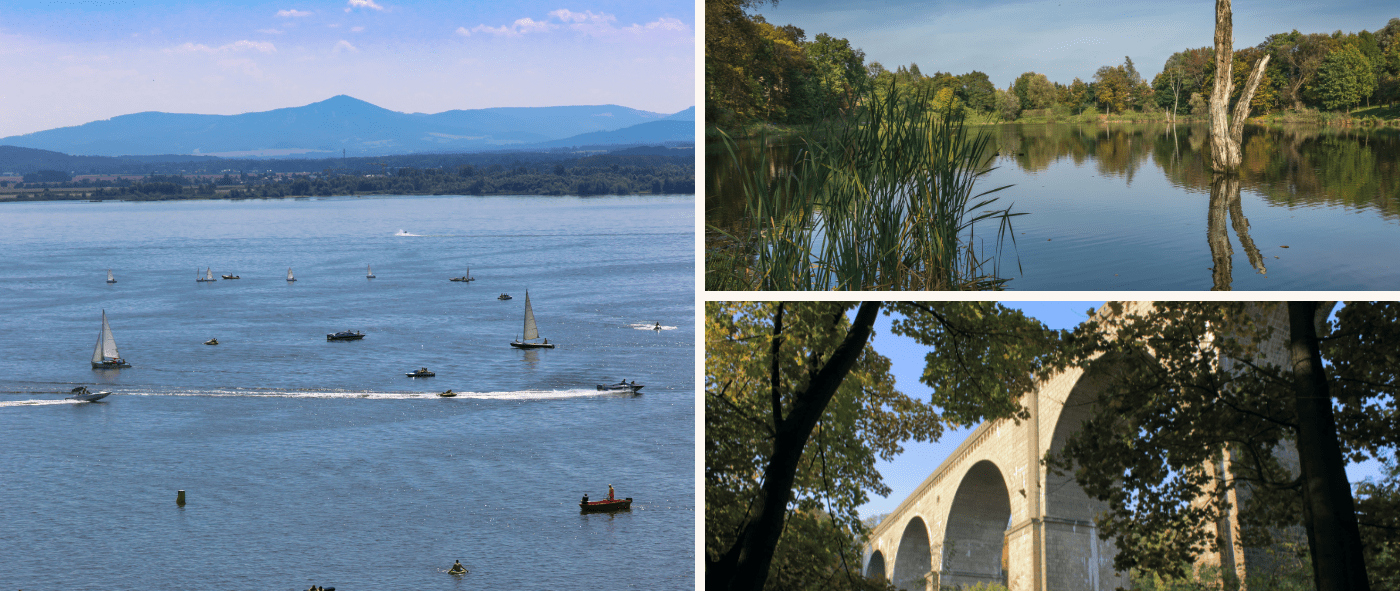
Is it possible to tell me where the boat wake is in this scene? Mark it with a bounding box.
[394,229,421,236]
[111,388,613,400]
[630,323,677,331]
[0,399,83,407]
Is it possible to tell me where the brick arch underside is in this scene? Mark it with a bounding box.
[942,459,1011,586]
[867,550,886,579]
[893,516,931,590]
[1044,368,1126,590]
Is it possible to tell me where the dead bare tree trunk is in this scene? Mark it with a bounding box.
[1208,0,1270,172]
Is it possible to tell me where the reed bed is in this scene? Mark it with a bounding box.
[706,85,1022,291]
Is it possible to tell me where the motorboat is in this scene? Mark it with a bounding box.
[221,274,240,279]
[597,381,643,393]
[579,494,632,512]
[205,338,219,345]
[498,293,512,300]
[326,330,365,341]
[509,291,555,349]
[91,310,131,368]
[439,389,456,397]
[67,386,112,402]
[406,367,435,378]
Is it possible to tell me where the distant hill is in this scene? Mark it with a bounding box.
[537,120,695,148]
[0,145,219,175]
[0,96,695,157]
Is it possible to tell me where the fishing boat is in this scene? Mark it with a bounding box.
[106,269,116,284]
[205,338,219,345]
[287,268,296,282]
[221,273,240,279]
[406,367,435,378]
[597,381,644,393]
[67,386,112,402]
[449,269,474,282]
[579,494,632,512]
[327,330,364,341]
[91,310,131,368]
[510,291,555,349]
[367,264,375,279]
[498,293,512,300]
[196,267,216,282]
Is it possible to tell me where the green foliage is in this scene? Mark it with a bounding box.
[705,301,931,591]
[706,82,1023,291]
[1046,302,1399,581]
[1318,44,1378,111]
[706,301,1064,591]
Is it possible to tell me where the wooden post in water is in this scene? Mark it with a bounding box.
[177,490,186,506]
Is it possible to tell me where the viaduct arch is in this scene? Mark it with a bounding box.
[862,302,1295,590]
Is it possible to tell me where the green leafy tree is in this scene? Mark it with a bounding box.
[958,71,997,114]
[1047,302,1389,590]
[1318,44,1378,112]
[706,301,1066,591]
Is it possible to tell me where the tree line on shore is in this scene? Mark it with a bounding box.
[3,152,694,201]
[707,0,1400,126]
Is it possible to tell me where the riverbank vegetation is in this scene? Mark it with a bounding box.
[0,150,694,201]
[707,1,1400,129]
[706,85,1020,291]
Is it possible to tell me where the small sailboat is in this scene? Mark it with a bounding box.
[196,267,216,282]
[287,267,296,282]
[367,264,375,279]
[449,268,474,282]
[106,269,116,284]
[91,310,131,368]
[510,290,555,349]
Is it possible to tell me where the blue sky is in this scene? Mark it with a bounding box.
[860,301,1388,518]
[751,0,1396,90]
[0,1,694,137]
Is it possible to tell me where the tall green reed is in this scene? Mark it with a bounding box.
[707,84,1022,290]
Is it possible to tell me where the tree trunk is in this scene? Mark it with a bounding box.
[1208,0,1270,172]
[1287,302,1371,591]
[708,301,882,591]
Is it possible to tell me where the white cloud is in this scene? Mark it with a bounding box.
[346,0,383,11]
[276,9,312,17]
[351,26,365,32]
[548,9,613,24]
[164,40,277,54]
[461,16,553,37]
[328,23,341,28]
[331,39,359,54]
[645,17,686,31]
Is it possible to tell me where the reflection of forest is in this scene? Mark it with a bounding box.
[991,123,1400,218]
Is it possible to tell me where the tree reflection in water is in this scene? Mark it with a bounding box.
[1207,174,1267,290]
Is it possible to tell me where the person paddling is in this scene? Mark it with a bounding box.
[448,559,467,574]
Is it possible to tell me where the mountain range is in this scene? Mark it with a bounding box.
[0,96,695,158]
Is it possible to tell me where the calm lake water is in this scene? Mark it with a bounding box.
[707,123,1400,290]
[0,194,694,590]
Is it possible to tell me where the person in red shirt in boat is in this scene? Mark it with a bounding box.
[608,484,615,501]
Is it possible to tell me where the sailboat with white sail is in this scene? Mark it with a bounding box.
[106,269,116,284]
[367,264,375,279]
[196,267,216,282]
[91,310,131,369]
[287,267,296,282]
[510,290,555,349]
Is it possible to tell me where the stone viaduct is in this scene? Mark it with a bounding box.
[861,302,1296,590]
